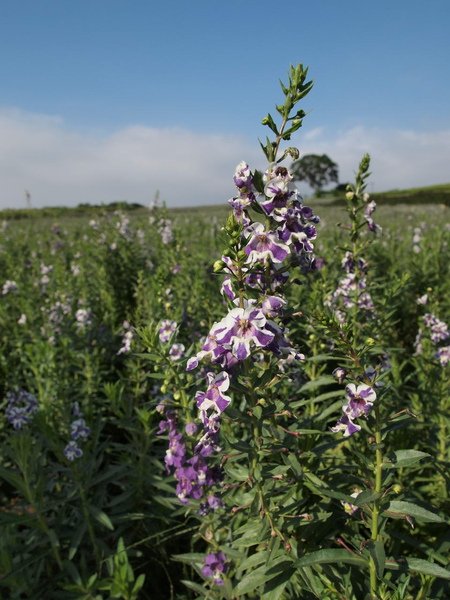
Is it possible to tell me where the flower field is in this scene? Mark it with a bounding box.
[1,66,449,600]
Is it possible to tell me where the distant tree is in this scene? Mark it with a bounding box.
[291,153,339,195]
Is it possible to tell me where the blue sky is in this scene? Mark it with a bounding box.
[1,0,450,208]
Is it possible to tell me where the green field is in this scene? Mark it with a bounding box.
[0,181,449,599]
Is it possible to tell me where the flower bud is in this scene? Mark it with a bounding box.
[213,260,225,273]
[345,191,355,201]
[332,367,347,384]
[285,146,300,160]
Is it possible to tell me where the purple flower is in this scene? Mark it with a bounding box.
[70,418,91,441]
[196,372,232,416]
[332,367,347,384]
[343,383,376,420]
[195,415,221,457]
[220,276,236,301]
[169,343,185,361]
[165,431,186,470]
[215,306,275,361]
[201,551,228,586]
[185,422,198,436]
[423,313,449,343]
[158,319,177,343]
[436,345,450,367]
[261,295,286,317]
[233,161,253,190]
[331,414,361,437]
[244,223,290,265]
[64,440,83,461]
[228,196,252,225]
[186,320,230,370]
[5,390,38,430]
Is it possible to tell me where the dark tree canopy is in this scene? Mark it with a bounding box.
[291,153,339,194]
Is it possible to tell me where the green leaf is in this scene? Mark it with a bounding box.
[237,551,268,575]
[386,449,431,468]
[233,565,269,595]
[181,579,208,596]
[234,519,270,548]
[262,564,295,600]
[295,549,366,569]
[223,463,249,482]
[0,464,27,496]
[385,557,450,580]
[89,505,114,531]
[353,490,381,506]
[386,501,445,523]
[299,376,336,393]
[368,540,385,579]
[68,522,87,560]
[172,552,206,565]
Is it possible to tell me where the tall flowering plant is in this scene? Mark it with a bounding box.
[147,67,450,599]
[160,65,329,596]
[316,157,449,599]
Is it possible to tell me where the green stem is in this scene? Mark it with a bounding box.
[23,473,63,570]
[75,467,101,564]
[369,405,383,599]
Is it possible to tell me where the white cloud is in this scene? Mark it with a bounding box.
[0,108,449,209]
[0,108,260,209]
[300,125,450,193]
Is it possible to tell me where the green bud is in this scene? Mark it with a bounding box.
[213,260,225,273]
[285,146,300,160]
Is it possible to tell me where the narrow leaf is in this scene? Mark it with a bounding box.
[387,501,444,523]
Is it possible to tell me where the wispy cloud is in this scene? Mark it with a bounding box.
[300,126,450,193]
[0,108,449,209]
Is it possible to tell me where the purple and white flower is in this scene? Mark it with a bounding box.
[201,551,228,586]
[5,390,38,430]
[196,372,232,417]
[244,223,290,265]
[2,280,17,295]
[331,414,361,437]
[343,383,376,420]
[215,306,275,361]
[169,343,185,361]
[70,418,91,441]
[64,441,83,461]
[158,320,177,343]
[436,345,450,367]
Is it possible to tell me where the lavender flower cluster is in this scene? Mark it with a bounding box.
[5,389,38,429]
[158,409,222,508]
[158,160,319,584]
[331,381,377,437]
[64,402,91,461]
[155,160,319,585]
[326,251,375,323]
[201,551,228,586]
[415,312,450,366]
[187,161,315,373]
